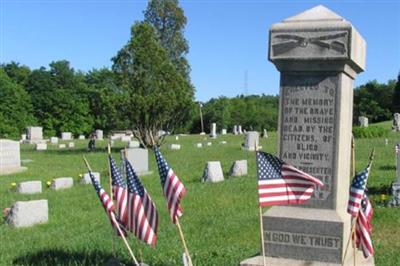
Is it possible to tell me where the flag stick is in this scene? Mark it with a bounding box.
[107,143,116,256]
[176,217,193,266]
[254,144,266,266]
[83,156,139,266]
[352,136,357,266]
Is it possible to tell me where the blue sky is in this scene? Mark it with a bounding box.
[1,0,399,101]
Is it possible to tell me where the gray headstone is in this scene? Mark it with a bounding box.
[6,200,48,228]
[95,129,104,140]
[61,132,72,140]
[242,5,371,265]
[81,172,100,184]
[51,177,74,190]
[0,139,25,175]
[35,143,47,151]
[358,116,368,127]
[393,113,400,131]
[16,181,42,194]
[243,131,260,151]
[26,126,43,144]
[397,144,400,182]
[202,161,224,183]
[169,144,181,150]
[210,123,217,138]
[229,160,248,177]
[221,129,227,135]
[121,148,151,176]
[50,137,58,144]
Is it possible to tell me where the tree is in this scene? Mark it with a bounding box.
[393,72,400,113]
[144,0,191,80]
[1,61,31,87]
[112,22,194,146]
[0,69,36,138]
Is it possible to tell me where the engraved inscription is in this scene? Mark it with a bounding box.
[265,230,341,250]
[280,75,337,205]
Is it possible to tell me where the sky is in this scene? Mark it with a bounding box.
[1,0,399,101]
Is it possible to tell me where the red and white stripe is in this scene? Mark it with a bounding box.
[355,197,374,258]
[258,165,323,206]
[113,186,128,225]
[164,168,186,223]
[347,186,364,216]
[127,191,158,246]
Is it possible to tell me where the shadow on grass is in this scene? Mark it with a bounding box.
[13,249,130,266]
[379,165,396,171]
[367,184,392,195]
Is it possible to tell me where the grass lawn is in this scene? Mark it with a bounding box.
[1,123,400,265]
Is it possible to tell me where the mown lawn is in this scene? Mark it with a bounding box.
[1,125,399,265]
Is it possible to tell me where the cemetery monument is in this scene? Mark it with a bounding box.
[0,139,26,175]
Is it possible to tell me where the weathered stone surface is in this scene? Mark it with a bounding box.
[121,148,151,176]
[81,172,100,184]
[210,123,217,138]
[202,161,224,183]
[168,144,181,150]
[51,177,73,190]
[229,160,248,177]
[50,137,58,144]
[61,132,72,140]
[17,181,42,194]
[95,129,104,140]
[221,129,227,135]
[128,140,140,148]
[358,116,368,127]
[59,144,66,149]
[243,131,260,151]
[35,143,47,151]
[26,126,43,144]
[7,200,48,228]
[0,139,25,175]
[68,142,75,148]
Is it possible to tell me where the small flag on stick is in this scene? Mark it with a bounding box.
[256,151,324,206]
[347,164,371,217]
[154,146,186,223]
[355,194,374,258]
[109,155,128,225]
[126,160,158,246]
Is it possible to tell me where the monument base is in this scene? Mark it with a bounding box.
[137,171,153,177]
[0,166,27,176]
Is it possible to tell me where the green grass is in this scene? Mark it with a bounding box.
[1,128,400,265]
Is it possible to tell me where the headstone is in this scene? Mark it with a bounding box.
[50,137,58,144]
[21,134,26,141]
[81,172,100,184]
[221,129,227,135]
[35,143,47,151]
[195,143,203,148]
[238,125,243,134]
[210,123,217,138]
[78,135,85,140]
[6,200,48,228]
[263,129,268,138]
[358,116,368,127]
[393,113,400,131]
[175,136,179,140]
[241,5,371,265]
[121,148,151,176]
[389,145,400,206]
[26,126,43,144]
[206,142,212,146]
[220,141,227,144]
[61,132,72,140]
[16,181,42,194]
[128,140,140,148]
[95,129,104,140]
[51,177,73,190]
[233,125,238,135]
[229,160,248,177]
[121,135,132,142]
[68,142,75,148]
[202,161,224,183]
[243,131,260,151]
[385,138,388,145]
[0,139,26,175]
[169,144,181,150]
[59,144,66,149]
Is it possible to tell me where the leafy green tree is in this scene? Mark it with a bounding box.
[0,69,36,138]
[112,22,194,146]
[1,61,31,87]
[393,72,400,113]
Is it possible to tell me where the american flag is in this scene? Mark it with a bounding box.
[109,155,128,225]
[125,160,158,246]
[256,151,324,206]
[154,146,186,223]
[347,164,370,217]
[355,194,374,258]
[88,170,127,235]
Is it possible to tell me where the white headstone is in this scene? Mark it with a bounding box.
[243,131,260,151]
[207,142,212,146]
[16,181,42,194]
[50,137,58,144]
[202,161,224,183]
[68,142,75,148]
[233,125,238,135]
[220,141,227,144]
[168,144,181,150]
[121,135,132,142]
[221,129,227,135]
[6,200,48,228]
[175,136,179,140]
[210,123,217,138]
[358,116,368,127]
[26,126,43,143]
[81,172,100,184]
[35,143,47,151]
[0,139,25,175]
[263,129,268,138]
[195,143,203,148]
[59,144,66,149]
[229,160,248,177]
[21,134,26,141]
[385,139,388,145]
[61,132,72,140]
[128,140,140,148]
[95,129,104,140]
[238,125,243,134]
[51,177,74,190]
[78,135,85,140]
[121,148,150,175]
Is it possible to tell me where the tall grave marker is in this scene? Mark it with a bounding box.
[241,5,372,265]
